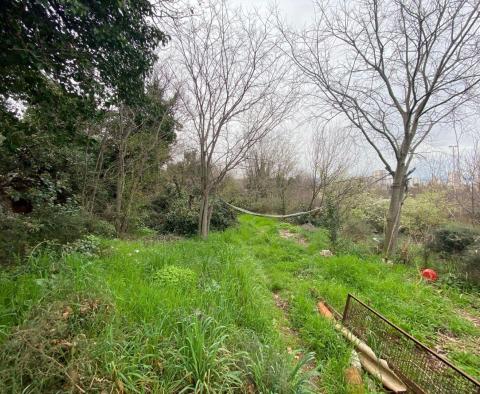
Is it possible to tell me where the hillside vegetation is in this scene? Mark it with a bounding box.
[1,216,478,393]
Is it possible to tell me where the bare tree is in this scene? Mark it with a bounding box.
[245,134,297,212]
[245,138,279,201]
[169,0,297,237]
[307,123,355,209]
[271,137,298,214]
[459,136,480,222]
[279,0,480,257]
[420,151,451,187]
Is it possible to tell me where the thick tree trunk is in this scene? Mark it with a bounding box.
[198,189,210,238]
[383,163,407,259]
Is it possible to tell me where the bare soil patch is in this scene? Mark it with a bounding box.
[278,229,308,246]
[271,291,320,389]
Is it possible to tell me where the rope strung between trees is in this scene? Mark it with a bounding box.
[220,199,322,218]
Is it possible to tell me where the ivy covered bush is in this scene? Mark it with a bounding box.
[146,184,236,236]
[429,225,479,254]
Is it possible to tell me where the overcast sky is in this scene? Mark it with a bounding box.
[232,0,314,25]
[176,0,478,179]
[230,0,478,178]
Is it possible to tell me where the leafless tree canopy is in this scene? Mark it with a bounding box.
[245,134,298,214]
[457,136,480,220]
[282,0,480,171]
[279,0,480,256]
[307,123,356,209]
[167,0,298,236]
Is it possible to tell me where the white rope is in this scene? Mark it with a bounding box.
[221,199,322,218]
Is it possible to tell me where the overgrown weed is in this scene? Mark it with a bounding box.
[0,215,478,392]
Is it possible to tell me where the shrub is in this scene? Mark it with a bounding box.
[153,265,197,288]
[0,204,113,264]
[161,197,199,235]
[85,219,116,238]
[429,225,479,254]
[460,247,480,285]
[401,191,451,239]
[341,218,375,242]
[62,235,102,258]
[0,295,112,392]
[147,184,236,236]
[347,193,389,233]
[322,197,340,248]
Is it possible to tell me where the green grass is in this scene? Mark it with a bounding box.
[0,215,479,393]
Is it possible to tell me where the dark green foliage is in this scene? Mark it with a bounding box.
[0,204,114,263]
[210,199,238,232]
[0,0,167,106]
[147,184,236,236]
[0,87,97,205]
[321,197,341,248]
[148,185,199,235]
[0,1,176,261]
[429,225,479,254]
[462,251,480,285]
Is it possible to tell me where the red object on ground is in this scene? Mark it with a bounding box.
[421,269,438,281]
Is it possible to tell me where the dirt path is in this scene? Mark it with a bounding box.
[278,229,309,246]
[272,291,320,391]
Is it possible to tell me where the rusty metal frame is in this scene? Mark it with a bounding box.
[342,293,480,394]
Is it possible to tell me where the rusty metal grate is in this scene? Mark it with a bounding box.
[342,294,480,394]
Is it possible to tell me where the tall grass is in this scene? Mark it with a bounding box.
[0,215,478,393]
[0,220,314,393]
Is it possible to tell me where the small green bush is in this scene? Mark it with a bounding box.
[401,191,451,239]
[429,225,479,254]
[348,193,389,233]
[341,217,375,242]
[153,265,197,287]
[62,235,102,258]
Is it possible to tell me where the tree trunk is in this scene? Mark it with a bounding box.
[383,164,407,259]
[198,189,210,238]
[115,137,126,237]
[207,205,213,234]
[115,155,125,236]
[308,192,316,210]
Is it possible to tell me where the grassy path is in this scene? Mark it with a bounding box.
[0,215,478,393]
[236,216,479,382]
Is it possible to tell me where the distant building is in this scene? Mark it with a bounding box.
[447,171,462,188]
[371,170,392,188]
